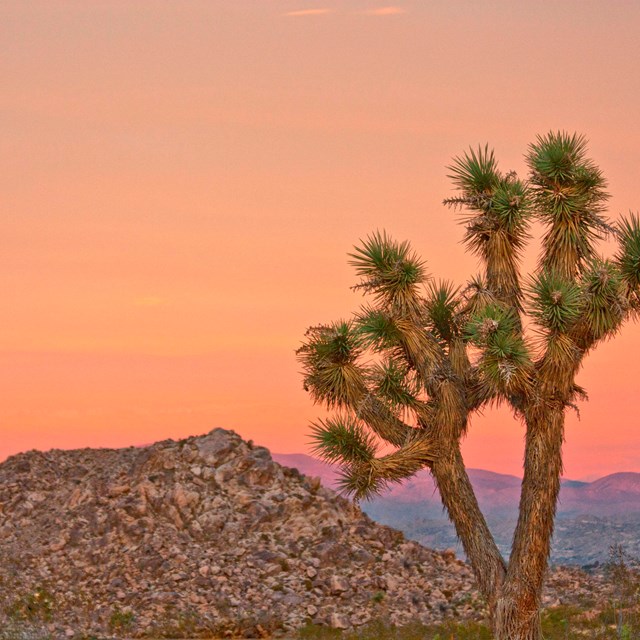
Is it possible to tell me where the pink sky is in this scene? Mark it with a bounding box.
[2,1,639,479]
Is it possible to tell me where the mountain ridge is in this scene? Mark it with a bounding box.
[272,453,640,511]
[272,453,640,564]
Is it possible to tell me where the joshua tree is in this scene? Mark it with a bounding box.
[297,132,640,640]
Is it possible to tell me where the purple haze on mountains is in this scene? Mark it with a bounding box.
[272,454,640,517]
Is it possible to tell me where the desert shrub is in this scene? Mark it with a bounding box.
[5,588,55,623]
[108,606,135,633]
[297,618,492,640]
[604,544,640,637]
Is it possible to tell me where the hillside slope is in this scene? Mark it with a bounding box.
[0,430,482,638]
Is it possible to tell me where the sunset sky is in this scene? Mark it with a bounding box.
[2,1,640,480]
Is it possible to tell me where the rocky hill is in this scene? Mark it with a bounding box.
[0,430,617,639]
[0,429,485,638]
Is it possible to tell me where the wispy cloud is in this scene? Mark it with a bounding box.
[284,8,334,17]
[360,6,407,15]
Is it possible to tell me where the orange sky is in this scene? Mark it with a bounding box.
[2,1,640,479]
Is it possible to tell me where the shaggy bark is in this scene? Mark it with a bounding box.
[431,443,507,622]
[494,404,565,640]
[431,398,566,640]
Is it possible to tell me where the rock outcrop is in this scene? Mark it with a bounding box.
[0,429,483,638]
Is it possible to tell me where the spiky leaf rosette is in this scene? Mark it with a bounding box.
[426,280,460,344]
[337,436,437,500]
[616,212,640,292]
[354,306,402,351]
[464,304,520,347]
[527,270,583,333]
[310,414,377,466]
[477,332,532,394]
[527,131,611,277]
[465,304,531,395]
[491,174,530,236]
[456,174,530,255]
[445,147,531,309]
[447,144,499,200]
[349,232,427,314]
[370,358,421,411]
[354,305,443,384]
[577,258,626,343]
[297,321,366,407]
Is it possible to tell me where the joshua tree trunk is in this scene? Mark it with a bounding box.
[429,404,564,639]
[495,405,564,639]
[431,443,507,624]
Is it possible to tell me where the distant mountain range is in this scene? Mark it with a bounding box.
[272,453,640,516]
[273,453,640,565]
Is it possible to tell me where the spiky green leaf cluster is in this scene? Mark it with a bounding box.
[354,306,401,351]
[477,334,532,394]
[579,258,626,341]
[310,414,377,466]
[527,131,610,276]
[349,232,427,312]
[446,148,529,224]
[616,213,640,290]
[353,305,442,377]
[370,358,420,409]
[464,304,531,393]
[426,281,460,344]
[447,145,499,198]
[464,304,520,347]
[297,321,365,407]
[528,270,583,332]
[528,131,588,181]
[446,153,530,246]
[336,465,383,500]
[491,175,530,236]
[300,321,359,365]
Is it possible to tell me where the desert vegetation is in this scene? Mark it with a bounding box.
[298,132,640,639]
[297,544,640,639]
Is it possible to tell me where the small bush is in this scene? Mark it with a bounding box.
[108,607,135,632]
[6,588,55,623]
[297,618,492,640]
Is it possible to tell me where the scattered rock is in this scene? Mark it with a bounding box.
[330,613,350,629]
[329,575,350,594]
[0,428,607,639]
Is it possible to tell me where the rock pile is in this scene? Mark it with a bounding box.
[0,429,483,638]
